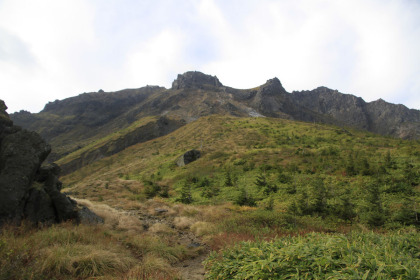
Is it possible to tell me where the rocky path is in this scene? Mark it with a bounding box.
[175,253,207,280]
[125,206,209,280]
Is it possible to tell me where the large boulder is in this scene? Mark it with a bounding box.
[176,149,201,167]
[0,100,100,226]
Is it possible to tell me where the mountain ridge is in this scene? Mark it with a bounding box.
[10,71,420,171]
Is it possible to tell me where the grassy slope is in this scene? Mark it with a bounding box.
[62,115,420,227]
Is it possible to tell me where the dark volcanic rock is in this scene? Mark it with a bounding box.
[172,71,222,90]
[177,149,201,167]
[24,184,57,224]
[0,100,100,226]
[0,129,51,224]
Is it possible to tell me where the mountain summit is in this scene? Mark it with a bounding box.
[172,71,222,90]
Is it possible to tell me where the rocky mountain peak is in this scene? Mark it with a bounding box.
[258,77,286,96]
[0,100,12,127]
[313,86,335,92]
[171,71,223,90]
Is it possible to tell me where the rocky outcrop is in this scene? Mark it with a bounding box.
[365,99,420,139]
[0,100,101,226]
[291,87,420,138]
[176,150,201,167]
[292,87,370,129]
[250,78,294,117]
[172,71,222,90]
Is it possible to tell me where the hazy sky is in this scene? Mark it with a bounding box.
[1,0,419,113]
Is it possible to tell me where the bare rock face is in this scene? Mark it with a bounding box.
[292,87,370,129]
[0,100,101,226]
[291,88,420,138]
[365,99,420,139]
[172,71,222,90]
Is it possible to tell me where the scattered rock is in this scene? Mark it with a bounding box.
[176,149,201,167]
[188,242,202,248]
[154,208,169,214]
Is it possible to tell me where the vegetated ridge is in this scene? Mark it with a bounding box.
[11,71,420,175]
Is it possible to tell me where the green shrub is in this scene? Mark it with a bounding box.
[205,231,420,279]
[235,188,256,207]
[177,182,193,204]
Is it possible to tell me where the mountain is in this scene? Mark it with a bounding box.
[2,74,420,280]
[11,71,420,173]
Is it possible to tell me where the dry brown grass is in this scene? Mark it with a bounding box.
[126,255,179,280]
[172,204,201,217]
[0,221,138,279]
[74,198,144,233]
[190,221,216,237]
[39,244,135,278]
[148,223,175,235]
[200,204,232,222]
[143,198,177,216]
[126,235,187,264]
[173,216,196,230]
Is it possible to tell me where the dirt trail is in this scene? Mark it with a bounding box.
[125,206,209,280]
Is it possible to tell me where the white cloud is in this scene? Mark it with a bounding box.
[200,0,420,109]
[0,0,96,112]
[0,0,419,112]
[122,29,189,89]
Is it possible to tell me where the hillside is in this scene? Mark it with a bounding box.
[11,71,420,172]
[61,115,420,227]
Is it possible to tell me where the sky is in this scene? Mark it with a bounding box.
[1,0,420,113]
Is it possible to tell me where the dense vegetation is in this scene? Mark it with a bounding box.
[204,231,419,279]
[2,115,419,279]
